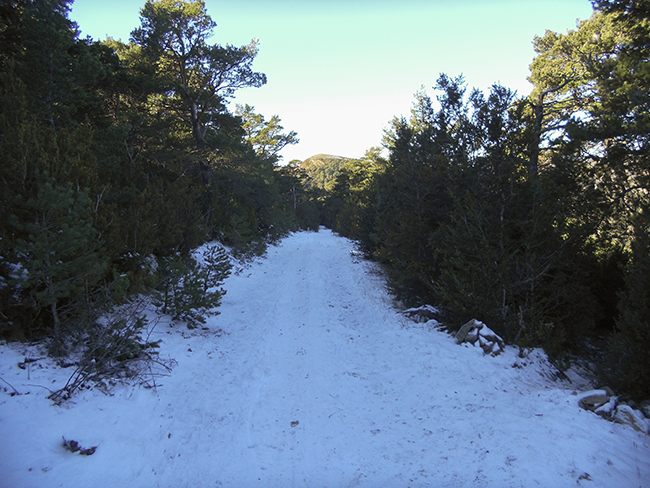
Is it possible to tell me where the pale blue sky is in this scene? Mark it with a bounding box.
[70,0,594,162]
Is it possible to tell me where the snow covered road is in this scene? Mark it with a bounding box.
[1,229,649,487]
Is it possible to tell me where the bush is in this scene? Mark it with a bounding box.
[156,245,231,327]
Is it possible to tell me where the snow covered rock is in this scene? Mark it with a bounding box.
[477,324,505,355]
[401,305,440,323]
[578,389,613,412]
[577,388,650,434]
[455,319,483,344]
[614,405,650,434]
[641,400,650,419]
[594,397,618,420]
[455,319,505,356]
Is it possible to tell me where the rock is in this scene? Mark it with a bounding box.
[479,325,505,355]
[479,325,502,343]
[478,335,495,354]
[578,389,611,411]
[454,320,505,356]
[639,400,650,420]
[614,404,650,434]
[594,397,618,420]
[602,386,615,397]
[466,327,481,345]
[402,305,440,323]
[576,388,650,434]
[425,319,442,329]
[456,319,484,344]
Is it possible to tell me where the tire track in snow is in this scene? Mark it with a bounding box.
[208,230,398,486]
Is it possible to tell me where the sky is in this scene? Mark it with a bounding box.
[69,0,595,162]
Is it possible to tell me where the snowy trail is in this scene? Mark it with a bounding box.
[1,229,650,488]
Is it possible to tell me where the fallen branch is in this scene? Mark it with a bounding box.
[0,376,20,396]
[48,298,174,404]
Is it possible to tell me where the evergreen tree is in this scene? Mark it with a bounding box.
[236,104,299,164]
[131,0,266,151]
[10,177,106,347]
[0,0,298,347]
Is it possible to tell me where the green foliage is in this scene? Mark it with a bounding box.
[9,177,107,346]
[319,74,605,362]
[433,177,599,349]
[300,154,354,191]
[310,5,650,402]
[0,0,300,359]
[156,246,231,327]
[276,162,321,231]
[594,1,650,398]
[5,0,648,404]
[310,3,650,400]
[602,216,650,400]
[236,104,299,164]
[131,0,266,150]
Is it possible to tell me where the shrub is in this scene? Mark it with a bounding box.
[156,245,231,327]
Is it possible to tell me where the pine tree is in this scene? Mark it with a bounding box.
[11,177,106,347]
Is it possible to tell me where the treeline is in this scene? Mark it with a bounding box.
[319,1,650,399]
[0,0,318,351]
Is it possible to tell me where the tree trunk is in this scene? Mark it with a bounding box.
[528,95,544,181]
[190,101,205,150]
[190,100,210,183]
[46,274,61,341]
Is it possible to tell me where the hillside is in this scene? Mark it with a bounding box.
[300,154,354,191]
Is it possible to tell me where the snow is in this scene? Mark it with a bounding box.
[1,229,649,488]
[614,406,650,435]
[577,389,611,402]
[595,398,618,417]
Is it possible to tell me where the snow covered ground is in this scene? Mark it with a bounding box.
[1,229,649,488]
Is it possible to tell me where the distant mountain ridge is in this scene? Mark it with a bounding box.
[300,154,354,190]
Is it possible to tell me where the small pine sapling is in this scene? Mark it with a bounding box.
[156,245,232,327]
